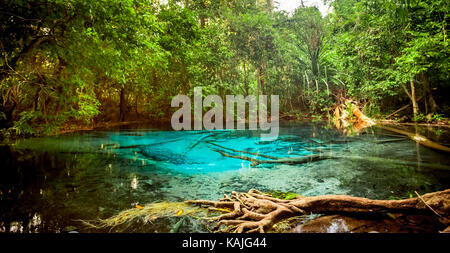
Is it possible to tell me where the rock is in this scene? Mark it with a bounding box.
[290,214,441,233]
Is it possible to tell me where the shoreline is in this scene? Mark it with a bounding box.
[1,117,450,142]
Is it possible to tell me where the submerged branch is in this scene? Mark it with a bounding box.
[207,141,279,159]
[212,148,332,166]
[211,147,450,170]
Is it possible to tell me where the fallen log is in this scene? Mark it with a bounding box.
[377,124,450,153]
[186,189,450,233]
[208,142,279,160]
[333,100,450,153]
[212,148,450,170]
[212,149,332,166]
[374,138,407,144]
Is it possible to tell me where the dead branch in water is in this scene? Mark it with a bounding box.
[207,141,279,160]
[211,147,450,170]
[212,148,333,166]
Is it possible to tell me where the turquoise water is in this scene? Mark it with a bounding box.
[0,122,449,232]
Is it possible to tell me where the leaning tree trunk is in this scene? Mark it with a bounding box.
[410,78,418,120]
[402,79,419,120]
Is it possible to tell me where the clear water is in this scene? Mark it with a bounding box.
[0,122,449,232]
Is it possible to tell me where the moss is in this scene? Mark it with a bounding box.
[266,190,301,200]
[80,201,217,231]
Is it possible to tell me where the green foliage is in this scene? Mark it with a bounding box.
[430,113,446,122]
[413,113,446,123]
[0,0,448,136]
[267,190,300,200]
[311,115,323,123]
[413,113,427,122]
[304,90,334,115]
[12,111,40,135]
[363,103,382,118]
[344,102,356,121]
[74,91,101,123]
[327,0,449,117]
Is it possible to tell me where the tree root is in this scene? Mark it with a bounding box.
[186,189,450,233]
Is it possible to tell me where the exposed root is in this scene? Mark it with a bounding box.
[186,189,450,233]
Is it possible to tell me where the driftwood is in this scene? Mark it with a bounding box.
[186,189,450,233]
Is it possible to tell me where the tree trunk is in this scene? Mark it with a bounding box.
[410,79,418,120]
[257,66,264,95]
[119,87,126,122]
[33,86,41,112]
[243,62,249,96]
[266,0,273,13]
[421,72,438,113]
[200,17,205,28]
[134,94,139,118]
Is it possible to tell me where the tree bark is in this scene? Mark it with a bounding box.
[119,86,127,122]
[33,86,41,112]
[421,72,438,113]
[243,62,249,96]
[257,66,264,95]
[134,94,139,118]
[410,79,418,120]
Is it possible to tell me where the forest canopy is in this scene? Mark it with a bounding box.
[0,0,448,137]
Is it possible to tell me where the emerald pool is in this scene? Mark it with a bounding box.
[1,122,449,232]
